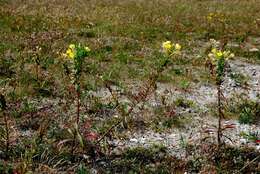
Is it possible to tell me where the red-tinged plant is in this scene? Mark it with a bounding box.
[95,41,182,146]
[62,44,91,153]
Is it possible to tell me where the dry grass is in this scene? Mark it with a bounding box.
[0,0,260,173]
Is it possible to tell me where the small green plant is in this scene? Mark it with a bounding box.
[239,107,254,124]
[0,161,13,174]
[174,97,194,108]
[179,134,188,149]
[76,164,89,174]
[230,72,248,87]
[241,131,260,142]
[21,100,36,113]
[228,95,259,124]
[179,80,190,91]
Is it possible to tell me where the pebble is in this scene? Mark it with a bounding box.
[239,138,247,145]
[130,138,138,143]
[249,48,259,52]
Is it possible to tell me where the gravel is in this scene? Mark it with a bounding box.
[106,59,260,156]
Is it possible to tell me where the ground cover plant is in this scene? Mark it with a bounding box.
[0,0,260,173]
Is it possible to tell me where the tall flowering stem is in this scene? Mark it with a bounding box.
[207,41,234,147]
[64,44,91,124]
[96,41,182,145]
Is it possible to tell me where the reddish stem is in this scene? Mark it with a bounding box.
[76,90,80,124]
[217,83,223,148]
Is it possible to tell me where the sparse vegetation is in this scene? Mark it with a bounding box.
[0,0,260,173]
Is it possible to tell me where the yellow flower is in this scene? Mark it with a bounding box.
[223,51,230,57]
[69,44,75,49]
[209,47,234,61]
[211,48,217,54]
[207,13,214,21]
[208,43,234,65]
[85,46,91,52]
[216,51,223,58]
[229,53,235,58]
[162,41,182,56]
[175,43,181,50]
[162,41,173,51]
[66,48,75,59]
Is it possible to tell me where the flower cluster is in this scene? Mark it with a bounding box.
[208,48,234,65]
[63,44,91,90]
[162,41,181,55]
[65,44,91,60]
[207,44,234,83]
[65,44,76,59]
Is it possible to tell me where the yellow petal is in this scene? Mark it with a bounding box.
[228,53,235,59]
[69,44,75,49]
[175,43,181,50]
[85,46,91,52]
[208,53,214,58]
[66,49,75,59]
[216,51,223,58]
[211,48,217,54]
[162,41,172,50]
[66,49,71,55]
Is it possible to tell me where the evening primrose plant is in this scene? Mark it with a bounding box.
[96,41,182,145]
[206,40,234,147]
[64,44,91,124]
[158,41,181,71]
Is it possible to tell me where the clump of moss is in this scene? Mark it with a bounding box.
[174,97,194,108]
